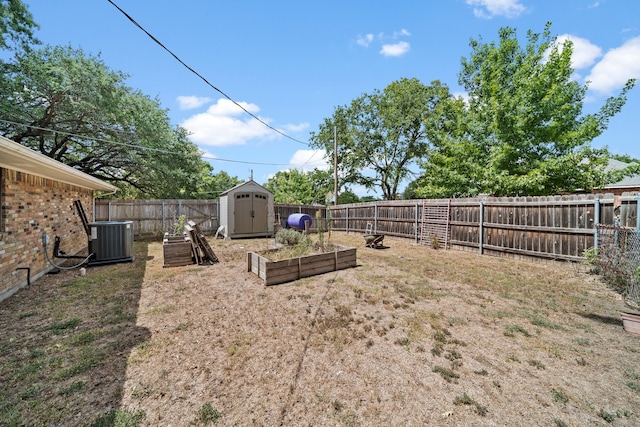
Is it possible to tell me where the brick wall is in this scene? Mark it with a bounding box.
[0,168,94,301]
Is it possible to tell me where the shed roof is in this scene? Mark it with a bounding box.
[0,136,118,192]
[219,179,272,196]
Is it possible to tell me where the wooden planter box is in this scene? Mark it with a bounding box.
[163,235,194,267]
[621,312,640,336]
[247,245,357,286]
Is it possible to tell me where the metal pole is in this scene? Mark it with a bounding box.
[334,126,338,206]
[479,201,484,255]
[594,199,600,249]
[637,193,640,230]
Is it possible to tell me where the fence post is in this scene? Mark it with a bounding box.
[346,206,349,234]
[479,200,484,255]
[415,201,419,244]
[374,203,378,233]
[637,193,640,230]
[162,200,165,232]
[108,200,112,221]
[594,199,600,249]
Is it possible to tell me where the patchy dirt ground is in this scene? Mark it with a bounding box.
[2,232,640,426]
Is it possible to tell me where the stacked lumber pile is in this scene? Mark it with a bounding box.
[184,220,219,265]
[162,220,218,267]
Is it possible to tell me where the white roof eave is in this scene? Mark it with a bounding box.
[0,136,118,192]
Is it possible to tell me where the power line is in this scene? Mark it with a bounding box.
[0,118,325,167]
[106,0,310,147]
[0,118,296,166]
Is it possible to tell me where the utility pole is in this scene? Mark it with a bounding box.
[333,126,338,206]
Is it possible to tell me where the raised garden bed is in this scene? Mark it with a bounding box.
[163,235,194,267]
[247,245,357,286]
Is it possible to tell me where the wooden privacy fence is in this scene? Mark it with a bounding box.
[329,193,640,262]
[94,199,329,236]
[94,194,639,261]
[94,199,219,236]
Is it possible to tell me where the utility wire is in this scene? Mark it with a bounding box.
[106,0,310,147]
[0,118,324,167]
[0,119,292,166]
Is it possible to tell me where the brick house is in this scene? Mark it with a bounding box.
[0,136,118,302]
[601,158,640,195]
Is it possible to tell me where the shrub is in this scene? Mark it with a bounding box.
[275,229,311,247]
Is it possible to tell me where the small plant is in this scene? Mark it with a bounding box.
[193,403,221,425]
[504,324,530,337]
[597,409,615,423]
[528,359,545,370]
[506,354,520,363]
[174,214,187,235]
[89,408,146,427]
[433,365,460,383]
[582,247,599,272]
[553,419,569,427]
[474,368,488,376]
[316,210,325,250]
[552,388,569,405]
[430,234,441,250]
[573,337,590,346]
[37,317,81,335]
[529,314,563,330]
[453,393,487,416]
[624,368,640,392]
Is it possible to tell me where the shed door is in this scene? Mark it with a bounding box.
[252,193,268,233]
[234,192,269,234]
[234,193,253,234]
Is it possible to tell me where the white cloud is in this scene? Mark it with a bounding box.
[176,95,212,110]
[466,0,527,19]
[587,36,640,94]
[288,149,329,171]
[555,34,603,69]
[180,98,275,147]
[380,41,410,57]
[282,122,310,133]
[357,34,374,47]
[393,29,411,38]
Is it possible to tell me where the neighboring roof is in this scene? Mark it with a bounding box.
[0,135,118,192]
[604,158,640,189]
[219,179,272,196]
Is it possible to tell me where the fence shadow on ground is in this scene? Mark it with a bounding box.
[0,242,151,426]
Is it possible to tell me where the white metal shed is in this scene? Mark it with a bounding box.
[219,180,274,239]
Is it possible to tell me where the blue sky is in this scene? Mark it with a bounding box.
[23,0,640,197]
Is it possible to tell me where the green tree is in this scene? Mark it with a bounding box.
[0,44,211,198]
[0,0,39,52]
[311,78,454,200]
[199,169,243,199]
[412,23,636,198]
[337,190,360,204]
[264,168,331,204]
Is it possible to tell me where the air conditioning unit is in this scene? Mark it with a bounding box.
[88,221,134,265]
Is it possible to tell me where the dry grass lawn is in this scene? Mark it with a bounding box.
[1,232,640,426]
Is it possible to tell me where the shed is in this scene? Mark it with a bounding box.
[0,136,118,302]
[219,180,274,239]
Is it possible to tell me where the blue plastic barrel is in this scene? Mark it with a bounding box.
[287,213,312,230]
